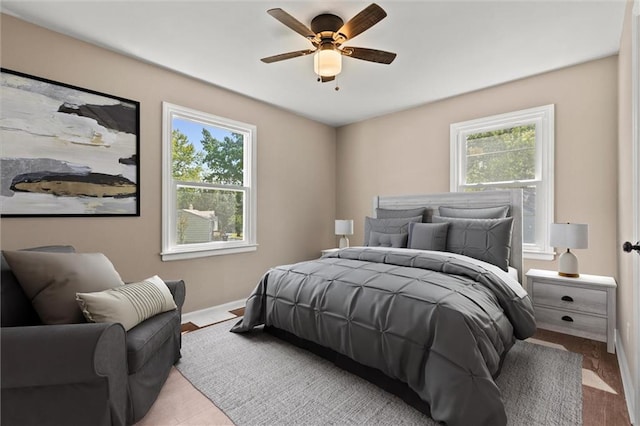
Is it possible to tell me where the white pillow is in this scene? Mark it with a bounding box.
[76,275,177,331]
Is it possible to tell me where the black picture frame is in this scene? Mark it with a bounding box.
[0,68,140,217]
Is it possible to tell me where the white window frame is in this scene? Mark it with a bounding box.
[161,102,257,261]
[450,104,554,260]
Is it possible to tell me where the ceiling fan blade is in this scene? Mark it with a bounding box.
[338,3,387,41]
[261,49,315,63]
[341,47,396,64]
[267,8,315,39]
[320,76,335,83]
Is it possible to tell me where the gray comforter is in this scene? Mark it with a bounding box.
[231,247,536,425]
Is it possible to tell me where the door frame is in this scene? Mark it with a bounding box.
[633,0,640,423]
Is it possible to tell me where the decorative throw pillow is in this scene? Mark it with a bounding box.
[2,251,125,324]
[368,231,408,248]
[407,222,449,251]
[432,215,514,271]
[438,205,509,219]
[376,207,428,222]
[76,275,177,331]
[364,215,422,246]
[1,245,76,327]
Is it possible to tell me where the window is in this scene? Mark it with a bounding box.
[162,102,257,261]
[450,105,554,260]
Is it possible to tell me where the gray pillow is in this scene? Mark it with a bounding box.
[364,215,422,246]
[376,207,428,222]
[438,205,509,219]
[432,215,513,271]
[407,222,449,251]
[368,231,408,248]
[1,245,76,327]
[2,251,125,324]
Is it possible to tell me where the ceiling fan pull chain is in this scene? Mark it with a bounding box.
[335,77,339,91]
[316,51,323,83]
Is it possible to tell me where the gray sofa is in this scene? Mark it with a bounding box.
[1,245,186,426]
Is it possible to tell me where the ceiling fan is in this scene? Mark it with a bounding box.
[261,3,397,84]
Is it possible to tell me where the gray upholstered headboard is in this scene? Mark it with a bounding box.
[373,189,524,284]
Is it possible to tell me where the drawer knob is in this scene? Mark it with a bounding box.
[562,315,574,322]
[561,295,574,302]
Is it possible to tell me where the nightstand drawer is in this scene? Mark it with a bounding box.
[532,281,607,315]
[535,306,607,342]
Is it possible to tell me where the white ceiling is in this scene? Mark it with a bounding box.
[1,1,628,127]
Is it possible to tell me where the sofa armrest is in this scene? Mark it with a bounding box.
[1,322,127,387]
[1,323,128,426]
[164,280,186,310]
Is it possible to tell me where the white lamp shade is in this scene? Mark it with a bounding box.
[550,223,588,249]
[335,220,354,236]
[314,48,342,77]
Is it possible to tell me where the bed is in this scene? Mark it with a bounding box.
[231,190,536,426]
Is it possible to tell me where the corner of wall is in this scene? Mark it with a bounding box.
[616,329,637,424]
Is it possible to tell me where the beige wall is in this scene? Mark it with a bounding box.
[337,56,619,278]
[0,12,629,339]
[617,0,637,398]
[0,14,337,313]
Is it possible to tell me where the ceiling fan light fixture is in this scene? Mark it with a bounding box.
[263,4,395,84]
[314,45,342,77]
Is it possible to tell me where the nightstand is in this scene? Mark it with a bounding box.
[321,248,340,256]
[526,269,617,353]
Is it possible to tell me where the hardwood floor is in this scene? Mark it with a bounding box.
[137,312,631,426]
[532,329,631,426]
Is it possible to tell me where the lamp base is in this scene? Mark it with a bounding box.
[558,249,579,278]
[339,236,350,249]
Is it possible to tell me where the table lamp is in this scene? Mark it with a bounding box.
[335,220,354,249]
[550,223,588,278]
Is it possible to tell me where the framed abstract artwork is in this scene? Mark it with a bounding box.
[0,68,140,217]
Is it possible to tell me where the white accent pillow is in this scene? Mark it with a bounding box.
[76,275,177,331]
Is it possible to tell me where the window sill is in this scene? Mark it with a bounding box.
[161,244,258,261]
[523,250,555,261]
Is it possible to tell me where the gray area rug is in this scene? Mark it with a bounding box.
[177,319,582,425]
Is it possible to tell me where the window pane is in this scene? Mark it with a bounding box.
[176,186,244,245]
[465,124,536,184]
[522,186,536,245]
[172,117,244,186]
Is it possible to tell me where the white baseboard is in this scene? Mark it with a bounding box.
[616,329,636,424]
[181,298,246,327]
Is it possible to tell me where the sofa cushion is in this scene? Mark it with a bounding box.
[76,276,177,331]
[1,246,76,327]
[126,309,181,373]
[2,251,124,324]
